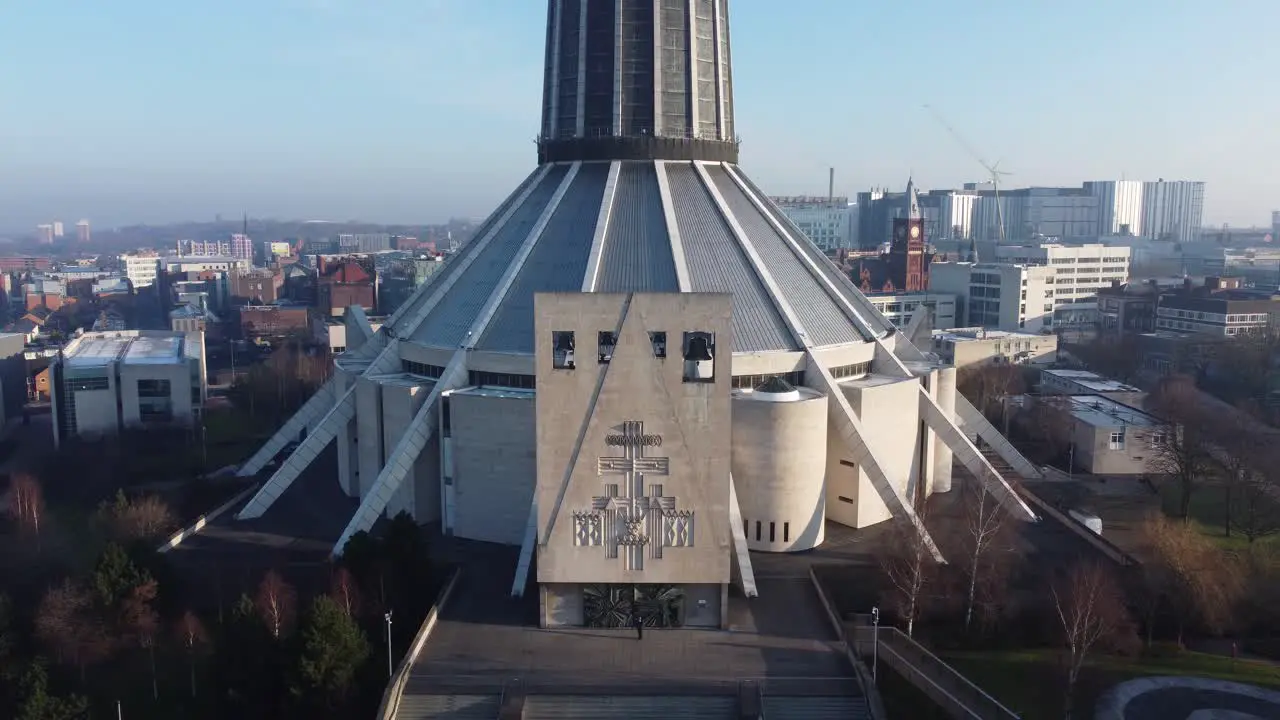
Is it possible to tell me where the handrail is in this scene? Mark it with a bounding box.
[377,568,462,720]
[851,624,1021,720]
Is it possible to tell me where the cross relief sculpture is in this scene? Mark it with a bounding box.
[571,420,695,571]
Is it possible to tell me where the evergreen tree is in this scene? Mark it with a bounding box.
[14,662,89,720]
[90,543,150,609]
[294,596,370,710]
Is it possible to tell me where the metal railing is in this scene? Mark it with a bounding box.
[847,618,1021,720]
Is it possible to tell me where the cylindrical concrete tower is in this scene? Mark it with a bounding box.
[731,378,828,552]
[539,0,738,163]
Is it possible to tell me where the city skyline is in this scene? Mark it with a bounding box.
[3,0,1277,230]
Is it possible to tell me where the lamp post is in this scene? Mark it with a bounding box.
[384,610,394,679]
[870,607,880,683]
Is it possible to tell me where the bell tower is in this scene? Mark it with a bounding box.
[890,178,927,292]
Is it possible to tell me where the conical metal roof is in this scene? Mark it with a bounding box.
[400,160,895,355]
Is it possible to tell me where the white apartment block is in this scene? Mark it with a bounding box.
[163,256,251,274]
[866,292,959,330]
[50,331,207,447]
[1084,180,1144,236]
[933,191,980,240]
[930,261,1057,333]
[770,196,853,251]
[993,244,1131,326]
[121,253,161,288]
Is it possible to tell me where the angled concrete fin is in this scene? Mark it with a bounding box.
[332,357,468,555]
[511,500,538,598]
[952,393,1043,481]
[728,473,758,598]
[811,359,945,563]
[919,386,1038,522]
[236,385,358,519]
[238,377,339,477]
[344,305,375,352]
[902,306,933,351]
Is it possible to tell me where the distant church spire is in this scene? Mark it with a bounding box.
[905,177,922,221]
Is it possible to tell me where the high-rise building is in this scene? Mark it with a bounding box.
[1270,210,1279,241]
[76,220,91,242]
[121,253,162,288]
[769,196,852,251]
[52,221,65,238]
[1084,180,1144,236]
[1140,180,1205,243]
[968,186,1100,242]
[229,234,254,263]
[36,224,54,244]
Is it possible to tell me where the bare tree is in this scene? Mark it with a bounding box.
[1142,515,1246,644]
[176,610,210,698]
[122,580,161,700]
[1051,561,1130,720]
[106,494,177,541]
[329,566,362,619]
[881,518,937,638]
[957,364,1026,421]
[1235,468,1280,545]
[1025,395,1077,469]
[35,580,111,684]
[1147,375,1215,522]
[961,475,1011,631]
[8,473,44,542]
[1206,401,1268,537]
[255,570,297,640]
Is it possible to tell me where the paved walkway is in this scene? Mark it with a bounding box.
[1096,677,1280,720]
[407,545,852,697]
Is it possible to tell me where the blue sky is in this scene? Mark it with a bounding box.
[2,0,1276,230]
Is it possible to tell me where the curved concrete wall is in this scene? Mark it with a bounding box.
[731,390,828,552]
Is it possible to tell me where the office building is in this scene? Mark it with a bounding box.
[337,233,393,254]
[76,220,91,243]
[1038,369,1146,408]
[970,186,1100,242]
[930,260,1057,332]
[178,238,232,257]
[230,0,1038,632]
[50,330,206,447]
[1155,277,1280,337]
[1033,394,1160,476]
[121,253,162,289]
[992,244,1131,328]
[36,225,54,244]
[930,327,1058,368]
[865,292,958,330]
[770,196,852,251]
[1142,180,1205,243]
[1084,180,1144,236]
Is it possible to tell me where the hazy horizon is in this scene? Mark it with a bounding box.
[3,0,1277,231]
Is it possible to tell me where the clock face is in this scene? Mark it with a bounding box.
[909,225,921,239]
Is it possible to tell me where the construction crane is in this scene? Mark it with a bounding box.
[923,104,1011,245]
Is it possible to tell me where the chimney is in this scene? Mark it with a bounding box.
[828,168,835,204]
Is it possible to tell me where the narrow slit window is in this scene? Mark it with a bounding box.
[783,522,790,542]
[755,521,761,542]
[597,331,616,364]
[552,331,576,369]
[769,522,776,543]
[649,331,667,358]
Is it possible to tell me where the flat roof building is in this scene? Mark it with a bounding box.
[1056,394,1160,476]
[51,330,206,447]
[1039,368,1146,407]
[931,327,1058,368]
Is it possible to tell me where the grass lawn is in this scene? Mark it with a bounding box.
[1158,480,1280,551]
[944,648,1280,720]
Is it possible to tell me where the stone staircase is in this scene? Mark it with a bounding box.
[979,445,1024,485]
[762,695,873,719]
[395,693,500,719]
[521,695,738,719]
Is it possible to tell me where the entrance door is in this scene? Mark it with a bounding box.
[583,584,685,628]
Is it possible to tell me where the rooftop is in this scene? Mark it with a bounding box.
[932,327,1049,342]
[64,331,188,369]
[1066,394,1157,428]
[1042,369,1142,394]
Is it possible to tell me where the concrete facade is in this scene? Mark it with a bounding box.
[534,293,733,628]
[931,327,1059,368]
[448,389,536,546]
[731,384,828,552]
